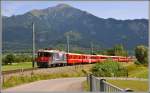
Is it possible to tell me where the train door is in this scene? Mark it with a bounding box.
[88,55,91,63]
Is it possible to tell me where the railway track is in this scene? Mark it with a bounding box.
[2,68,38,75]
[1,64,94,79]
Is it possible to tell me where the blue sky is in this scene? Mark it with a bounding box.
[1,1,149,20]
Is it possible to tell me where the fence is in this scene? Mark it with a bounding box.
[87,74,134,92]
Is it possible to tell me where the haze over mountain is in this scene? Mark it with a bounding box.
[2,4,148,52]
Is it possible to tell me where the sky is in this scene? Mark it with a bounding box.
[1,1,149,20]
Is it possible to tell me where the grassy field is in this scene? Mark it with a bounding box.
[108,80,149,92]
[2,67,86,89]
[2,62,149,90]
[2,62,34,71]
[83,62,149,92]
[82,80,149,92]
[126,64,148,79]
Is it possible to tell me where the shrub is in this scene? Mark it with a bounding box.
[91,59,127,77]
[134,61,141,65]
[15,55,32,63]
[3,54,15,65]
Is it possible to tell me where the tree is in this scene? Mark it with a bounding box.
[106,48,114,55]
[113,44,128,56]
[106,44,128,56]
[4,54,16,65]
[135,45,148,65]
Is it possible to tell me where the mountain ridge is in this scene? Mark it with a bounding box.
[2,4,148,52]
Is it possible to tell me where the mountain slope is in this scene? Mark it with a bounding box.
[2,4,148,51]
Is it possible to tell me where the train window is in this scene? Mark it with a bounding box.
[75,55,77,59]
[71,55,73,59]
[74,55,76,59]
[83,56,85,59]
[73,55,76,59]
[79,55,81,59]
[44,52,52,57]
[69,55,73,59]
[91,56,96,59]
[101,56,106,59]
[69,55,71,59]
[72,55,75,59]
[76,55,78,59]
[78,55,80,59]
[38,52,52,57]
[38,52,42,56]
[85,56,88,59]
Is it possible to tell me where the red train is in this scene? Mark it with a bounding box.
[36,49,132,68]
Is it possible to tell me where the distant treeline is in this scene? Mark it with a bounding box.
[2,44,134,55]
[2,44,148,66]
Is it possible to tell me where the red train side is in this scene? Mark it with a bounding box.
[36,49,132,68]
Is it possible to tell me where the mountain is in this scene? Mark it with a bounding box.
[2,4,148,52]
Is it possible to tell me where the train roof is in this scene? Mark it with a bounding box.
[67,53,110,57]
[37,49,66,53]
[67,53,82,55]
[37,49,128,58]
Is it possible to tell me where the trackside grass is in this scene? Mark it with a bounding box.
[2,67,88,89]
[3,73,83,89]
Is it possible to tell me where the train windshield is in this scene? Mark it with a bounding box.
[38,52,52,57]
